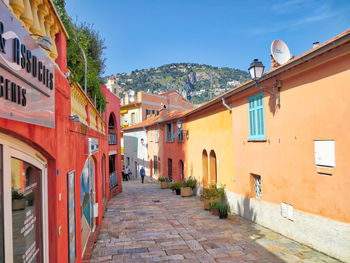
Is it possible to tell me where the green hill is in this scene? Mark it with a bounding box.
[110,63,250,104]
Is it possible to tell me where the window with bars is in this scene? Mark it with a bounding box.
[248,92,265,141]
[254,175,261,199]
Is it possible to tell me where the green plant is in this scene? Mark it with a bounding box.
[182,178,197,189]
[12,188,24,200]
[213,200,230,219]
[158,176,170,182]
[170,182,182,191]
[201,184,225,200]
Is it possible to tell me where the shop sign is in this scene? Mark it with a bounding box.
[0,2,55,128]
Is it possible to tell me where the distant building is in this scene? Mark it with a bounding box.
[120,90,194,167]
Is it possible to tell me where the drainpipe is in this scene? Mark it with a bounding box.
[221,98,232,113]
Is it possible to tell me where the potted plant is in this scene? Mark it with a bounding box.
[209,200,219,216]
[181,178,197,197]
[12,188,25,210]
[170,182,182,195]
[200,184,226,210]
[215,201,230,219]
[158,176,170,189]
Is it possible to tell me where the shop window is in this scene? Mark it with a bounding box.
[248,92,265,141]
[67,170,76,263]
[11,157,43,263]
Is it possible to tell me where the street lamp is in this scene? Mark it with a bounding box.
[248,59,265,80]
[248,59,281,106]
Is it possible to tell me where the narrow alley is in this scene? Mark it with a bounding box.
[90,180,340,263]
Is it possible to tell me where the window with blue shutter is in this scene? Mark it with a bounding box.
[169,123,174,142]
[248,92,265,140]
[165,125,168,142]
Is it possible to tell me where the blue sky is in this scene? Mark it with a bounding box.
[65,0,350,76]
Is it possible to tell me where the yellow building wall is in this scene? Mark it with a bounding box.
[185,105,235,192]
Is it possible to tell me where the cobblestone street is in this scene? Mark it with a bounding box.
[90,180,341,263]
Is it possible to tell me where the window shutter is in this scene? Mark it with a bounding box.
[165,125,168,142]
[170,123,174,142]
[248,93,265,140]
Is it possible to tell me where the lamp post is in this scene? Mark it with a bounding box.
[248,59,281,106]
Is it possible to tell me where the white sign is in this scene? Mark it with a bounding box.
[314,140,335,167]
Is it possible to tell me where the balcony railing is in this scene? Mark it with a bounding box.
[70,82,106,134]
[109,171,118,189]
[109,133,117,145]
[7,0,69,60]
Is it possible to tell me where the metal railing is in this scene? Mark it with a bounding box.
[109,133,117,145]
[109,171,118,189]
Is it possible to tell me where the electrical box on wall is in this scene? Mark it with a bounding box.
[314,140,335,167]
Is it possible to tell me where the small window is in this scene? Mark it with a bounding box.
[157,111,159,115]
[253,174,261,199]
[165,123,173,142]
[155,129,159,143]
[152,110,155,114]
[248,92,265,141]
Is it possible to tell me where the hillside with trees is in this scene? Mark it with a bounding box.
[109,63,249,105]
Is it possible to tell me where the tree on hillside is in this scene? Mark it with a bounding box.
[53,0,107,111]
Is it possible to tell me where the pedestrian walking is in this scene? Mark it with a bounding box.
[122,165,126,181]
[140,167,145,184]
[125,166,131,181]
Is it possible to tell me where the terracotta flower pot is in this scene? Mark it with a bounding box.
[160,181,168,189]
[203,199,210,210]
[181,187,192,197]
[211,207,219,216]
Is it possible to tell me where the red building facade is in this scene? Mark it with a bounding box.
[0,2,120,263]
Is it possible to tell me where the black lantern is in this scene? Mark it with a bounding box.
[248,59,265,80]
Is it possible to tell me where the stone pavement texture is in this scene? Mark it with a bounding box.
[90,180,341,263]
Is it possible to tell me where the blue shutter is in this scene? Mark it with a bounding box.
[170,123,174,142]
[165,125,168,142]
[248,92,265,140]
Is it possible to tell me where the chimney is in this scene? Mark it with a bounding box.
[270,53,279,69]
[313,41,319,48]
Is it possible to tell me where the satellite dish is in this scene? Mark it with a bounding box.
[129,97,135,102]
[271,40,291,65]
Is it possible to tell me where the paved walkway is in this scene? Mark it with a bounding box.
[91,180,341,263]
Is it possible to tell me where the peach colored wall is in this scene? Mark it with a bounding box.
[184,105,234,189]
[230,52,350,223]
[147,126,162,177]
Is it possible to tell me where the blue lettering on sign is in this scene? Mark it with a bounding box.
[276,49,283,54]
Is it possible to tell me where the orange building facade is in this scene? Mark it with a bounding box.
[123,29,350,262]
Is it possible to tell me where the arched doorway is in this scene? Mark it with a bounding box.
[179,160,184,181]
[101,155,106,204]
[209,150,217,185]
[80,156,96,253]
[202,150,208,188]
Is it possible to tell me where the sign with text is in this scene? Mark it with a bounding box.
[0,2,55,127]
